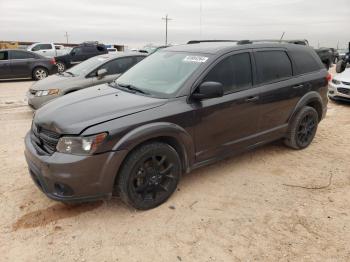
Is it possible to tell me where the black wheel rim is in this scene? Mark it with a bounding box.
[130,154,177,203]
[297,113,316,146]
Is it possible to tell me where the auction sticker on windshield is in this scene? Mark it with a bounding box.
[183,56,208,63]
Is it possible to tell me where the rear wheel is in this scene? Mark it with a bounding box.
[117,142,181,210]
[284,106,318,150]
[32,67,48,80]
[56,61,66,73]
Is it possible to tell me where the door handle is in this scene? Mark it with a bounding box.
[245,96,259,102]
[293,84,304,89]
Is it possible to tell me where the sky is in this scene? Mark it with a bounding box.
[0,0,349,49]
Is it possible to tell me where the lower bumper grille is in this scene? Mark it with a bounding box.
[337,88,350,95]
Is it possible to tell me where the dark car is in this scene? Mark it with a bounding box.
[25,41,329,210]
[55,42,108,72]
[27,52,146,109]
[0,49,57,80]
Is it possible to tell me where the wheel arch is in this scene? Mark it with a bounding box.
[113,122,195,175]
[289,91,324,123]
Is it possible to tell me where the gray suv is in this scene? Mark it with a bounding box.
[25,41,329,210]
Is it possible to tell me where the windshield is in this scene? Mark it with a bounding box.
[66,56,108,76]
[116,51,209,97]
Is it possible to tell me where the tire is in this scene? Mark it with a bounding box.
[56,61,66,73]
[32,67,48,80]
[117,142,181,210]
[284,106,319,150]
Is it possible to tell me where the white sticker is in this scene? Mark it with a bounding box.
[183,56,208,63]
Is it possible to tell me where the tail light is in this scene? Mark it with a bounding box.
[50,57,56,65]
[326,73,332,83]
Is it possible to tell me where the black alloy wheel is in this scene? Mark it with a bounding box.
[117,142,181,210]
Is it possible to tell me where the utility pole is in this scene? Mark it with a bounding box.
[162,15,172,45]
[200,0,202,38]
[279,32,285,41]
[64,32,69,44]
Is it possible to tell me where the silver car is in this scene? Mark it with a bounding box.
[328,68,350,102]
[27,52,146,109]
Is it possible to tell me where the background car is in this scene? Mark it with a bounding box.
[27,42,70,58]
[328,68,350,102]
[0,49,57,81]
[27,52,146,109]
[55,42,108,72]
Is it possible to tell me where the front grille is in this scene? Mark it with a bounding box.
[342,81,350,86]
[337,88,350,95]
[31,124,60,155]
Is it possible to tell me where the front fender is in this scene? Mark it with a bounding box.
[113,122,195,172]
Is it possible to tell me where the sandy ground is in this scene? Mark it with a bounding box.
[0,71,350,262]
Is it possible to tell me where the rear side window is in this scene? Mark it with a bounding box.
[290,49,321,75]
[255,51,292,84]
[10,51,36,59]
[0,51,8,60]
[203,52,252,94]
[40,44,52,50]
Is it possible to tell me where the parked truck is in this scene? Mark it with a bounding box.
[27,43,70,58]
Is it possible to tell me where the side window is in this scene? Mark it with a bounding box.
[100,57,135,75]
[0,51,8,60]
[31,45,40,51]
[40,44,52,50]
[10,51,35,59]
[290,49,321,75]
[85,46,97,53]
[72,47,82,55]
[203,53,252,94]
[255,51,292,84]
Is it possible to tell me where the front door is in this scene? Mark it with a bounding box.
[193,51,261,162]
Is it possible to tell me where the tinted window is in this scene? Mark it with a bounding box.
[255,51,292,84]
[203,53,252,94]
[101,57,135,75]
[10,51,36,59]
[85,46,98,53]
[290,49,321,75]
[71,47,83,55]
[40,44,52,50]
[0,51,8,60]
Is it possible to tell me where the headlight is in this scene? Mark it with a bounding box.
[331,79,341,85]
[35,89,60,96]
[56,132,107,155]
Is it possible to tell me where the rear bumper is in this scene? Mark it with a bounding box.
[24,132,128,202]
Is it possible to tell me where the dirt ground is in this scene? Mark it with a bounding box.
[0,70,350,261]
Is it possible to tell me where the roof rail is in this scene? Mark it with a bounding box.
[187,40,238,44]
[187,39,310,46]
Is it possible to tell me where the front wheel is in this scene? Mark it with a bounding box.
[284,106,319,150]
[116,142,181,210]
[32,67,48,80]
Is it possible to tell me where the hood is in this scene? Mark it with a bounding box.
[34,84,167,134]
[334,68,350,82]
[31,74,84,91]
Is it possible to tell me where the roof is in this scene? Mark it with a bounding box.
[96,52,147,60]
[165,41,309,55]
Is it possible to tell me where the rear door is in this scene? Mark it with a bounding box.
[253,49,302,136]
[0,51,11,79]
[9,50,36,78]
[193,51,262,162]
[70,47,86,65]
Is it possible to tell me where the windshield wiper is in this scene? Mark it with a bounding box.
[117,82,149,95]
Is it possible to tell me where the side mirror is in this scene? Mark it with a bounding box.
[97,68,108,79]
[192,81,224,100]
[336,60,347,73]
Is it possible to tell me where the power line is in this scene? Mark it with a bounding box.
[162,15,172,45]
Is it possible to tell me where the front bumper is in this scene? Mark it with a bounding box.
[26,91,61,109]
[24,132,128,202]
[328,83,350,101]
